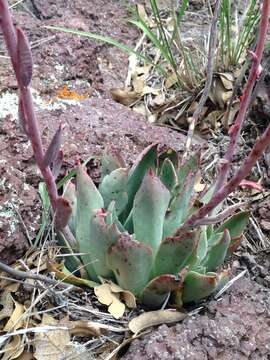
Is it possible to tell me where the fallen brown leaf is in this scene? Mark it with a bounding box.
[129,309,187,334]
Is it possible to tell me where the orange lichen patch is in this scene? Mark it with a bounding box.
[56,85,89,100]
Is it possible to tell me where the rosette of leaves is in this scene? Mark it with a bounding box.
[61,144,249,308]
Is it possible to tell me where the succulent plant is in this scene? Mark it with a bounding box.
[1,0,269,310]
[62,144,249,308]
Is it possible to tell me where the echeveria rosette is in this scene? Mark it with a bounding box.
[62,144,249,308]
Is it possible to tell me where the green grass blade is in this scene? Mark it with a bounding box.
[170,0,189,44]
[176,0,189,26]
[129,19,171,64]
[45,25,155,66]
[34,182,50,246]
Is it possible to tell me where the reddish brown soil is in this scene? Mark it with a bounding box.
[0,1,270,359]
[0,0,190,263]
[122,277,270,360]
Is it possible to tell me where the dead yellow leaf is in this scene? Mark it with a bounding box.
[209,77,232,109]
[48,261,98,288]
[151,93,166,107]
[133,103,148,116]
[194,174,206,193]
[25,249,48,271]
[17,352,34,360]
[0,276,20,292]
[2,335,24,360]
[110,87,141,106]
[109,282,136,308]
[165,71,178,89]
[205,110,224,129]
[222,100,240,128]
[94,283,125,319]
[34,314,70,360]
[137,4,154,27]
[4,300,25,331]
[218,72,234,90]
[0,290,14,322]
[94,281,136,319]
[68,320,101,337]
[129,309,187,334]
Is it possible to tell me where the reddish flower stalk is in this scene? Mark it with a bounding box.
[184,0,270,227]
[213,0,270,194]
[0,0,59,210]
[185,122,270,227]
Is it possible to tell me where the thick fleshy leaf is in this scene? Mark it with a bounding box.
[56,232,82,274]
[123,208,134,233]
[140,274,185,308]
[133,169,170,252]
[159,158,178,192]
[203,229,231,272]
[214,269,230,294]
[54,197,72,230]
[207,231,223,248]
[107,233,153,295]
[101,146,126,180]
[89,210,121,278]
[154,229,199,276]
[99,168,128,214]
[63,180,77,235]
[206,224,213,239]
[124,143,158,219]
[76,164,103,214]
[215,211,249,238]
[191,226,207,271]
[186,245,200,270]
[201,185,223,215]
[43,124,63,169]
[162,172,195,239]
[52,150,63,178]
[76,164,104,279]
[177,152,200,192]
[16,27,33,87]
[158,147,179,170]
[197,226,208,262]
[228,234,243,254]
[106,201,126,233]
[182,271,218,303]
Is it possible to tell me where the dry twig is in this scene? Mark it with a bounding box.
[185,0,222,155]
[0,260,80,290]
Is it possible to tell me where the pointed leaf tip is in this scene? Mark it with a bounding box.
[182,271,218,303]
[43,124,63,169]
[203,229,231,272]
[52,150,64,178]
[101,146,126,180]
[155,229,199,276]
[140,273,184,308]
[132,170,170,252]
[16,27,33,87]
[107,233,153,295]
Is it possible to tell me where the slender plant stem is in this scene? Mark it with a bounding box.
[213,0,270,194]
[0,260,78,290]
[185,121,270,227]
[0,0,59,210]
[0,1,17,69]
[184,0,270,226]
[20,87,59,209]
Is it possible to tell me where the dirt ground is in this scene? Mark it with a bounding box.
[0,0,270,358]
